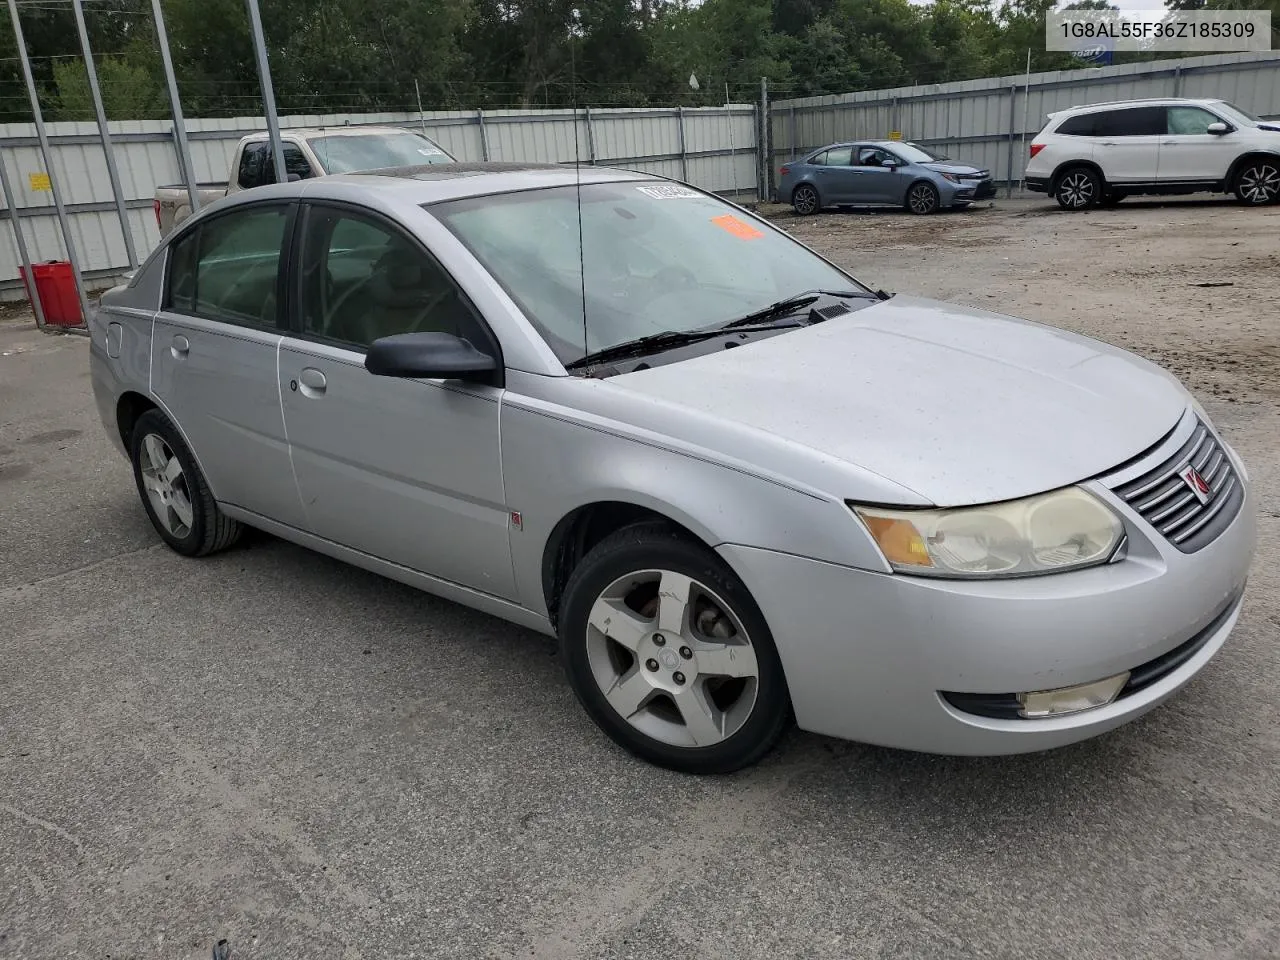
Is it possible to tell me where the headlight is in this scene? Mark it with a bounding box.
[940,173,961,183]
[849,487,1124,578]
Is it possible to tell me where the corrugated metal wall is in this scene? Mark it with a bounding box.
[0,105,758,297]
[771,51,1280,195]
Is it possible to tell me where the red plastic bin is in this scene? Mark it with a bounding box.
[19,260,82,326]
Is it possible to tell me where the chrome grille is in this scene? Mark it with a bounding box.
[1109,417,1243,553]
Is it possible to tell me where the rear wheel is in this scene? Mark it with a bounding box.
[1233,159,1280,206]
[129,409,242,557]
[792,183,820,215]
[1054,167,1101,210]
[558,521,792,774]
[905,181,939,215]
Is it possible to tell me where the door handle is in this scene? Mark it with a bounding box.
[298,366,327,398]
[170,334,189,359]
[1162,140,1178,145]
[1099,141,1116,147]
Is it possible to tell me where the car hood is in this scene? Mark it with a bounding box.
[606,295,1189,506]
[921,161,985,176]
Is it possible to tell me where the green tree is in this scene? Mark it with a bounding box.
[50,56,168,121]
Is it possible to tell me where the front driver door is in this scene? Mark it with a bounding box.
[1158,105,1240,184]
[277,201,517,600]
[850,146,902,203]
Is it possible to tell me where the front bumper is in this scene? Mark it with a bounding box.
[718,436,1255,756]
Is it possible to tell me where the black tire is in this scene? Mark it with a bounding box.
[1101,192,1127,206]
[792,183,820,216]
[558,521,792,774]
[129,408,242,557]
[905,181,939,215]
[1233,159,1280,206]
[1054,166,1102,210]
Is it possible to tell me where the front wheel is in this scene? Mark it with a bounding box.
[906,181,939,215]
[558,521,792,774]
[1054,167,1101,210]
[1234,160,1280,205]
[791,183,820,215]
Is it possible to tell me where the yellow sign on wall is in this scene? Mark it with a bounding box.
[28,172,51,191]
[887,130,903,141]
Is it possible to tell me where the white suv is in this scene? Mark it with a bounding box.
[1025,97,1280,210]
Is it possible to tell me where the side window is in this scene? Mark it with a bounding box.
[808,151,829,166]
[1167,106,1222,136]
[1056,114,1096,137]
[237,142,269,189]
[1095,107,1165,137]
[825,146,853,166]
[284,145,313,180]
[856,147,894,166]
[298,205,487,350]
[166,204,289,328]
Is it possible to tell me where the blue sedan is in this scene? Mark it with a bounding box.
[778,140,997,215]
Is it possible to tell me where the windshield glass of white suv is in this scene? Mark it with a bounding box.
[429,182,865,364]
[1215,101,1260,125]
[307,131,452,173]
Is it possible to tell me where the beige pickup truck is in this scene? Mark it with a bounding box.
[152,125,455,236]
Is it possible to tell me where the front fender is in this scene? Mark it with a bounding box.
[500,398,895,619]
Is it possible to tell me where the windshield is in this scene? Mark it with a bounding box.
[428,181,869,365]
[1214,101,1260,125]
[306,130,453,174]
[893,142,950,163]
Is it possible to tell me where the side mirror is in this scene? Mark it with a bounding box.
[1206,122,1229,135]
[365,331,498,382]
[287,173,302,182]
[881,158,899,168]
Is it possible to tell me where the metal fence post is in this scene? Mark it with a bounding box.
[760,76,772,201]
[0,147,46,329]
[6,0,92,331]
[1173,65,1183,97]
[676,106,689,182]
[1007,84,1017,199]
[245,0,286,184]
[476,109,489,161]
[789,105,796,159]
[71,0,137,270]
[584,105,596,164]
[150,0,200,217]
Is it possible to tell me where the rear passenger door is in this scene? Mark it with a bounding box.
[151,201,307,528]
[1091,106,1164,184]
[810,145,856,203]
[277,202,517,599]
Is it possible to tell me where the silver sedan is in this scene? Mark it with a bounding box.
[89,163,1255,774]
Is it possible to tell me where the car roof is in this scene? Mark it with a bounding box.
[1052,97,1225,117]
[212,161,662,209]
[243,125,427,140]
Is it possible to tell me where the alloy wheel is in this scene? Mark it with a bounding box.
[584,568,760,748]
[1238,163,1280,205]
[138,433,194,538]
[908,183,938,214]
[1058,171,1096,208]
[793,185,818,215]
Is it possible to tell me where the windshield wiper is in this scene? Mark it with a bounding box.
[564,323,804,371]
[720,288,883,330]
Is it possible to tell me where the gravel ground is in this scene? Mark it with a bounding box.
[2,195,1278,960]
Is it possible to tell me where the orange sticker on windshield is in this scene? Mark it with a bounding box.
[711,214,764,240]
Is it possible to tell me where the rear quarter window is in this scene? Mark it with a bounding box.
[1093,107,1166,137]
[1056,114,1097,136]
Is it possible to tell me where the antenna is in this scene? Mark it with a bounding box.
[571,24,588,364]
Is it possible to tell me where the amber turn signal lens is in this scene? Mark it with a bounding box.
[860,515,933,568]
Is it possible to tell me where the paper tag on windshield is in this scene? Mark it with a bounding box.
[418,146,445,156]
[710,214,764,240]
[636,184,701,200]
